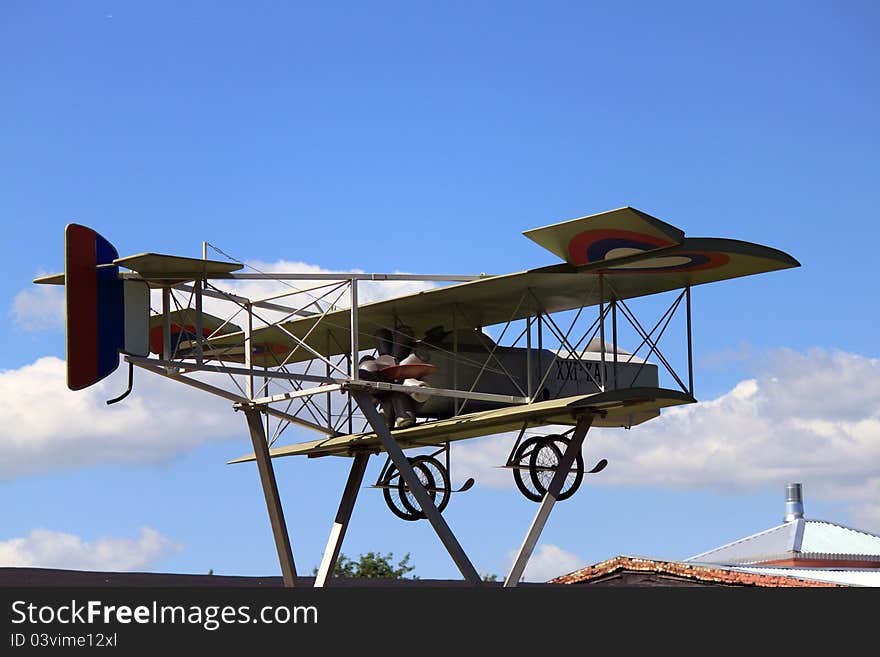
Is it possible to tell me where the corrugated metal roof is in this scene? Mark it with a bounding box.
[732,565,880,588]
[800,520,880,556]
[685,521,800,564]
[685,519,880,565]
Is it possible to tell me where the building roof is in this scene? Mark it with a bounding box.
[729,565,880,588]
[549,555,841,587]
[553,484,880,587]
[685,518,880,565]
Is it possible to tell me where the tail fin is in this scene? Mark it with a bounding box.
[65,224,125,390]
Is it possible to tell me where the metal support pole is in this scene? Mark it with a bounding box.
[611,299,618,391]
[452,305,459,416]
[526,315,533,399]
[326,330,332,431]
[350,280,359,380]
[598,275,606,392]
[686,285,694,396]
[504,412,594,587]
[194,283,204,366]
[243,406,297,587]
[351,391,482,585]
[161,287,171,362]
[244,302,253,399]
[263,369,270,439]
[346,351,353,435]
[537,314,543,398]
[198,244,206,366]
[314,452,370,587]
[161,287,176,375]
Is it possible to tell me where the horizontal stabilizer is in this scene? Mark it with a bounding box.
[33,273,64,285]
[523,206,685,266]
[115,253,243,284]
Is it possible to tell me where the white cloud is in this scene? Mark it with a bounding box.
[230,259,436,306]
[452,434,516,489]
[456,347,880,533]
[0,527,178,571]
[11,283,65,331]
[508,543,584,582]
[0,357,237,480]
[198,259,437,329]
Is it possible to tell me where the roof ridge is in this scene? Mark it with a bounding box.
[550,555,840,587]
[804,518,880,539]
[685,522,792,561]
[791,518,805,552]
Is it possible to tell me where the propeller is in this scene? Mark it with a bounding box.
[374,325,415,361]
[373,326,436,382]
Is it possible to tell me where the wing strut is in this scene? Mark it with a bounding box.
[504,412,595,587]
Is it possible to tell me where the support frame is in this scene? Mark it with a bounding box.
[242,405,298,587]
[351,390,483,585]
[314,451,371,587]
[504,412,595,587]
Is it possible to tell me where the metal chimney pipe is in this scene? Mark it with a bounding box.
[784,483,804,522]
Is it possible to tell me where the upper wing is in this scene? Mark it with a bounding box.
[228,386,695,461]
[203,236,798,367]
[42,209,798,370]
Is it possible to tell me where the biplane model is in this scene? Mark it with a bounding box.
[35,207,799,586]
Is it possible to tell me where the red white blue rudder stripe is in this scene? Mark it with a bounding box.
[65,224,124,390]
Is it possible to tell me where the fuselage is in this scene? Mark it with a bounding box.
[410,329,658,418]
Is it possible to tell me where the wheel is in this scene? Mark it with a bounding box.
[399,456,451,517]
[528,435,584,501]
[381,463,422,521]
[415,456,450,513]
[551,435,584,500]
[528,437,560,498]
[397,460,438,520]
[512,436,548,502]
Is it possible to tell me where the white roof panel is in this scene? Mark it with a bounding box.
[686,519,880,565]
[685,522,798,564]
[800,521,880,556]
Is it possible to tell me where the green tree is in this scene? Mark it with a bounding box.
[312,552,417,579]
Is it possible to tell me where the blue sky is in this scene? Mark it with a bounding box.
[1,2,879,581]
